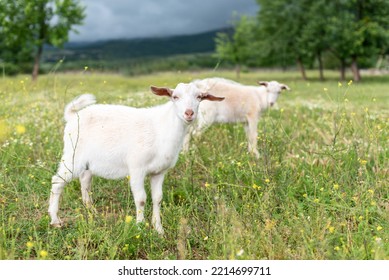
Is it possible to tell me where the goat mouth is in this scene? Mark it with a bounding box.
[184,118,194,123]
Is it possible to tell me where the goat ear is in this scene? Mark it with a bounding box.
[258,81,268,87]
[281,84,290,91]
[150,86,173,97]
[201,93,225,102]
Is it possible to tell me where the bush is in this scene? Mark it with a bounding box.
[0,62,20,76]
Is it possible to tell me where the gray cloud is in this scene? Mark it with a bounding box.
[70,0,258,42]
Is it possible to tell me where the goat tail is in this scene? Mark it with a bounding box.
[64,94,96,122]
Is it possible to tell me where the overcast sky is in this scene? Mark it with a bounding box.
[69,0,258,42]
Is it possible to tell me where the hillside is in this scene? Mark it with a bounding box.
[43,28,231,63]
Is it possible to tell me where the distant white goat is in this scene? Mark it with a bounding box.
[48,83,224,234]
[183,78,290,158]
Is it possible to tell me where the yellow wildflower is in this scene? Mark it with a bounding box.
[16,125,26,134]
[328,227,335,234]
[333,184,339,190]
[125,215,133,224]
[376,226,383,231]
[39,250,48,258]
[313,198,320,203]
[204,182,210,188]
[26,241,34,249]
[323,88,328,91]
[348,80,353,86]
[303,193,308,198]
[264,219,276,231]
[265,178,270,183]
[338,82,342,87]
[334,246,340,251]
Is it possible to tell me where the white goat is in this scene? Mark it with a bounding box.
[183,78,290,158]
[48,83,224,234]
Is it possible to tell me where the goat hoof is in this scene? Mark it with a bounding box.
[155,226,164,236]
[50,219,63,228]
[51,223,62,228]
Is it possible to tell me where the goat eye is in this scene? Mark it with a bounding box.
[172,96,179,101]
[197,96,202,101]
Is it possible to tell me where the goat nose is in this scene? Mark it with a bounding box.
[185,109,194,118]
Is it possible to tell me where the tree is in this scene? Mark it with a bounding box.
[28,0,85,80]
[0,0,85,79]
[0,0,34,72]
[299,0,331,81]
[256,0,312,80]
[215,15,256,78]
[326,0,389,81]
[255,0,389,81]
[326,9,357,81]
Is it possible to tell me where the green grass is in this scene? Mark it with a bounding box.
[0,69,388,260]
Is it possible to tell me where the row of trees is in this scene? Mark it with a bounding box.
[216,0,389,81]
[0,0,84,80]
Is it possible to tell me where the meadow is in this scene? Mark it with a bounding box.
[0,69,388,260]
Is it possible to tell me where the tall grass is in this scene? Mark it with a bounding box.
[0,70,387,260]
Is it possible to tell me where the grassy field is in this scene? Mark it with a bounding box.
[0,69,388,260]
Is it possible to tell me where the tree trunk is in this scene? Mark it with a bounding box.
[350,56,361,82]
[297,58,307,80]
[236,64,241,79]
[317,52,324,81]
[340,59,346,81]
[32,44,43,81]
[375,54,384,70]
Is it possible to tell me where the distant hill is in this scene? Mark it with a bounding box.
[43,28,232,63]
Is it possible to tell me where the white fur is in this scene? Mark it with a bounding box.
[183,78,290,158]
[48,83,223,234]
[63,94,96,122]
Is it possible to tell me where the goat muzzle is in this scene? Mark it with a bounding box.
[184,109,194,121]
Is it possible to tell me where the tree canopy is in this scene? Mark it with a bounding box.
[0,0,85,79]
[215,0,389,81]
[215,15,257,78]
